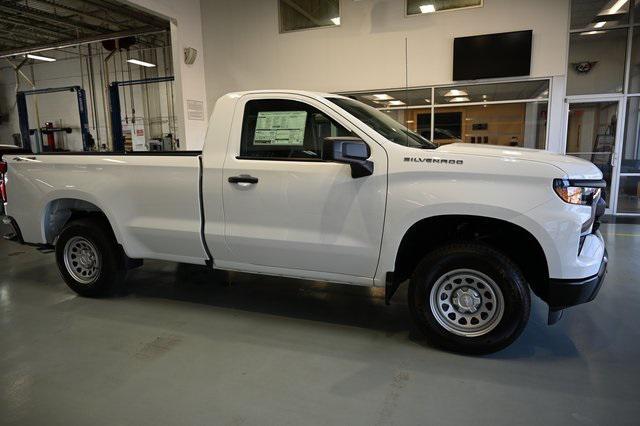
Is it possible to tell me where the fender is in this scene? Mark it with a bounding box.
[374,203,554,287]
[39,190,126,253]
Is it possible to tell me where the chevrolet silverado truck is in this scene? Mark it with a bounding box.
[1,90,608,354]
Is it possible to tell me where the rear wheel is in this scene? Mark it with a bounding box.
[55,217,125,297]
[408,243,530,354]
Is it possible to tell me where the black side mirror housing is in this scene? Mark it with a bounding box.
[323,137,374,178]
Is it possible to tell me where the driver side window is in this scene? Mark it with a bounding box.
[239,99,353,160]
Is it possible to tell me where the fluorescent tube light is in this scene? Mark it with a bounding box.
[444,89,468,97]
[580,30,605,35]
[449,97,470,103]
[127,59,156,68]
[419,4,436,13]
[26,54,56,62]
[330,17,340,25]
[594,21,606,28]
[609,0,628,14]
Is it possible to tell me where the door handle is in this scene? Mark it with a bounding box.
[228,174,259,184]
[13,156,36,161]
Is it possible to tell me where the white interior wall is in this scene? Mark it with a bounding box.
[200,0,570,151]
[200,0,570,100]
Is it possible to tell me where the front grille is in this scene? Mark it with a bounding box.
[579,195,606,254]
[592,196,606,232]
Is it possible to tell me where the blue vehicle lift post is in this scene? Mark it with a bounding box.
[109,76,175,152]
[16,86,90,153]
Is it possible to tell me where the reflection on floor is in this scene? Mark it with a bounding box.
[0,222,639,425]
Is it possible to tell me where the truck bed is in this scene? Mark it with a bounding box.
[5,152,209,264]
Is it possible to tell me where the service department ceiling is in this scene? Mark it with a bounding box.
[0,0,169,58]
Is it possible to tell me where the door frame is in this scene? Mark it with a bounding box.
[563,95,625,214]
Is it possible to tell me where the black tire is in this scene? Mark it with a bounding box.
[55,217,126,297]
[408,243,530,355]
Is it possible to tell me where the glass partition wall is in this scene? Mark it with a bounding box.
[343,80,549,150]
[568,0,640,215]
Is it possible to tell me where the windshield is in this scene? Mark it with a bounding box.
[327,97,436,149]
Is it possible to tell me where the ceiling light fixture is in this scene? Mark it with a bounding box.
[580,30,605,35]
[444,89,469,97]
[331,17,340,25]
[26,53,56,62]
[372,94,394,100]
[419,4,436,13]
[127,59,156,68]
[449,96,470,103]
[609,0,628,14]
[388,100,406,106]
[594,21,606,28]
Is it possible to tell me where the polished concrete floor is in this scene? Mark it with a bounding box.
[0,222,639,426]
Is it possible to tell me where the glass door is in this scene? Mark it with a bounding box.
[565,100,622,213]
[617,96,640,214]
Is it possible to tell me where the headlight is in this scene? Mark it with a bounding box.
[553,179,604,206]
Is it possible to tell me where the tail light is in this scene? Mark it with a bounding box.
[0,161,6,174]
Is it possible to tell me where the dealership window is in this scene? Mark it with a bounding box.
[240,99,352,159]
[567,1,640,214]
[279,0,340,33]
[342,80,549,150]
[619,97,640,213]
[567,29,628,95]
[406,0,482,15]
[570,0,630,30]
[628,27,640,93]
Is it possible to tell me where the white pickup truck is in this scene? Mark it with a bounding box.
[2,90,608,354]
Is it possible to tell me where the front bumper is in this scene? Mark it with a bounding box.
[546,249,608,324]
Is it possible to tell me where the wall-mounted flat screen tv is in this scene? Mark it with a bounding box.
[453,30,532,81]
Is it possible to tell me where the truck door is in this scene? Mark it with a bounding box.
[220,94,387,281]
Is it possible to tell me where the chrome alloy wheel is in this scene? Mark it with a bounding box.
[429,269,505,337]
[63,236,101,284]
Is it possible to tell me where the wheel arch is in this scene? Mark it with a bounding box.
[390,214,549,299]
[41,196,121,246]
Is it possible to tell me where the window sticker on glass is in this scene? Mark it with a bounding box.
[254,111,307,146]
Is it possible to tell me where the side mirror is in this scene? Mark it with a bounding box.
[323,137,374,178]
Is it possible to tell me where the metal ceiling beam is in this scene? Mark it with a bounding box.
[0,2,113,34]
[0,36,23,47]
[78,0,169,29]
[0,26,167,58]
[0,27,57,43]
[1,14,77,38]
[25,0,134,31]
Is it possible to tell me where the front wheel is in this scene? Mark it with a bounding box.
[408,243,530,354]
[55,217,126,297]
